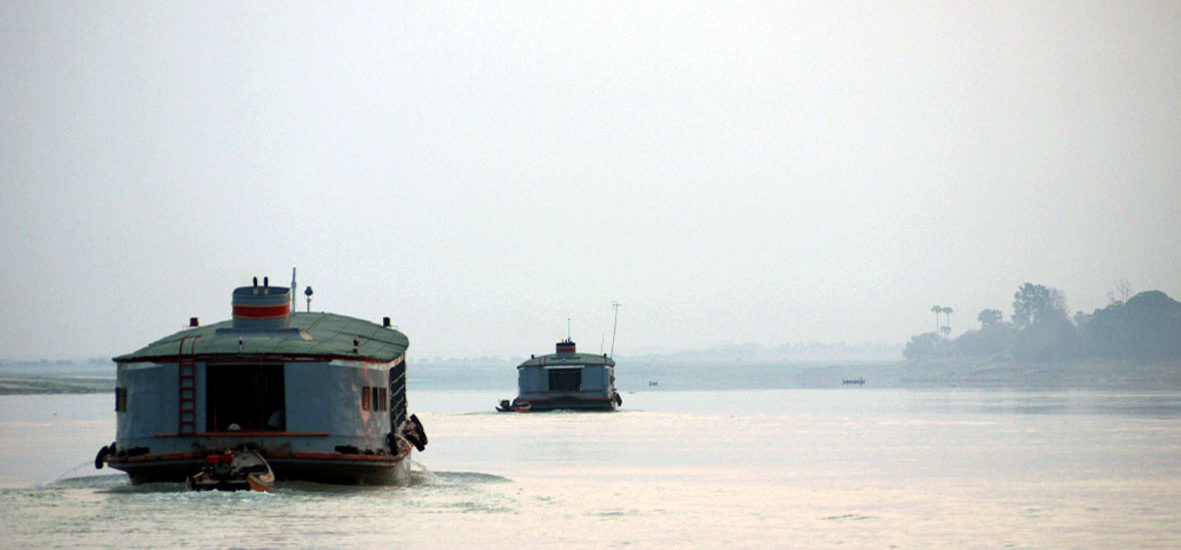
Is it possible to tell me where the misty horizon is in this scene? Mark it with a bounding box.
[2,3,1177,361]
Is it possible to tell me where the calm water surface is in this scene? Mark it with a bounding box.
[2,389,1179,548]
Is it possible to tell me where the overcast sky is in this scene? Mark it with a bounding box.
[1,1,1177,361]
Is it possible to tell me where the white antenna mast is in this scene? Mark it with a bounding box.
[290,267,297,311]
[610,301,621,358]
[567,317,572,341]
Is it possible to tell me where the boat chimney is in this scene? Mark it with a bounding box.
[556,339,576,354]
[231,277,292,331]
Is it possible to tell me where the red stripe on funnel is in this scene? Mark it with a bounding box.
[233,303,291,319]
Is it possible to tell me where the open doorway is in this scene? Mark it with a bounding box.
[547,368,582,392]
[206,363,285,432]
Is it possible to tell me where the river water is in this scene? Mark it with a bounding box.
[1,389,1179,548]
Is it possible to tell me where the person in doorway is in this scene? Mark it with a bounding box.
[266,409,285,431]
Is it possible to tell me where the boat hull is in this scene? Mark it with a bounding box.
[507,395,618,412]
[110,450,412,486]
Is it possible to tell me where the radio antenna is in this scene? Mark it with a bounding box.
[610,301,621,358]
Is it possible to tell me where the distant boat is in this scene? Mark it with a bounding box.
[842,378,865,385]
[497,338,621,412]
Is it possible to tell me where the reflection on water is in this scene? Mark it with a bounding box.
[2,390,1180,548]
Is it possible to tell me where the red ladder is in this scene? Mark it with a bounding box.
[177,336,200,435]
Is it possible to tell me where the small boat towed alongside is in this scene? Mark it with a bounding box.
[497,338,621,412]
[186,449,275,492]
[94,273,428,486]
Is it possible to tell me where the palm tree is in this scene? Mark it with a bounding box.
[943,307,953,337]
[931,305,942,334]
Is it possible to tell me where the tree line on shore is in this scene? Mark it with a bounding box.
[905,282,1181,362]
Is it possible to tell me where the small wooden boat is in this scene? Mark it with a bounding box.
[186,449,275,492]
[496,398,531,413]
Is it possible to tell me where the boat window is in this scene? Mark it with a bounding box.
[548,368,582,392]
[115,387,127,412]
[206,363,285,432]
[361,386,388,411]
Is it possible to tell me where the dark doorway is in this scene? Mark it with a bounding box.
[206,363,285,432]
[547,368,582,392]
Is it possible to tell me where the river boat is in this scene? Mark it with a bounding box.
[94,274,428,485]
[497,338,621,412]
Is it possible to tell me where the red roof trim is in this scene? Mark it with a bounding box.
[115,353,393,365]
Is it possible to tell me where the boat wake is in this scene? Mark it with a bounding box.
[29,468,511,494]
[40,474,136,490]
[428,471,512,484]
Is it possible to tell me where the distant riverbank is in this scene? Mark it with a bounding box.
[3,357,1179,395]
[804,357,1181,391]
[0,376,113,395]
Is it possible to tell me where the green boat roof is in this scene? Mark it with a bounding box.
[114,311,408,363]
[517,352,615,368]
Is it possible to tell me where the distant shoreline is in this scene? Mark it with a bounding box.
[2,357,1178,395]
[818,357,1181,391]
[0,377,113,395]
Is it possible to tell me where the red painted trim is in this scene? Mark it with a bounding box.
[269,451,404,463]
[116,353,396,365]
[524,395,614,402]
[110,450,404,465]
[110,451,202,464]
[153,431,331,438]
[232,303,291,319]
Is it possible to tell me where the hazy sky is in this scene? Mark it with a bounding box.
[2,1,1178,360]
